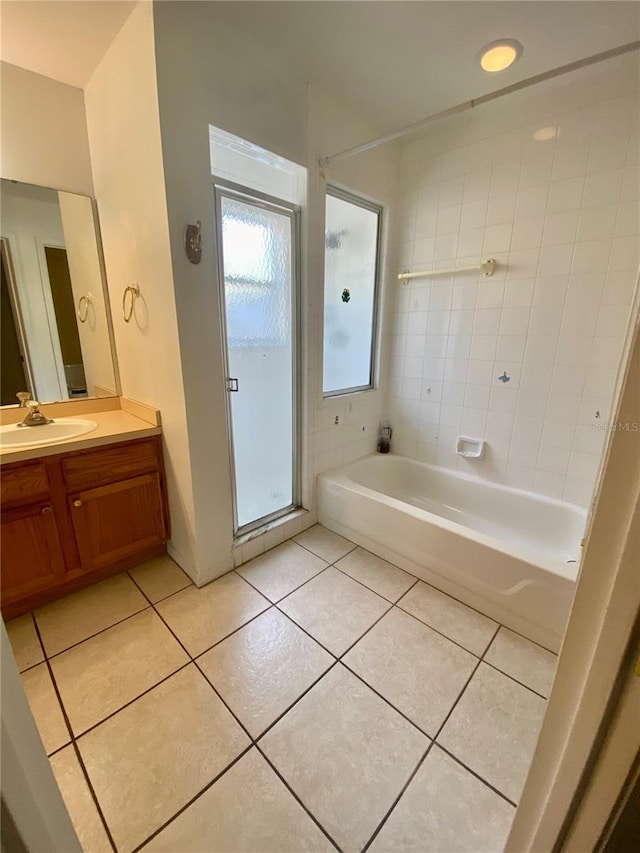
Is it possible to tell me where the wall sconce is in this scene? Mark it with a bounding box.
[185,220,202,264]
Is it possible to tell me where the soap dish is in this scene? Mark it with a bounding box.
[456,436,485,459]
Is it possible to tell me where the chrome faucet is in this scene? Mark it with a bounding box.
[16,397,53,427]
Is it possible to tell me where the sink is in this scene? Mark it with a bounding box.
[0,418,98,449]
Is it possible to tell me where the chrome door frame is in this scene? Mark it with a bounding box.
[213,177,301,538]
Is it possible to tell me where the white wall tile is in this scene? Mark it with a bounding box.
[386,62,637,507]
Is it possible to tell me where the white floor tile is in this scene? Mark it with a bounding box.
[438,663,545,802]
[142,748,333,852]
[370,746,514,852]
[335,548,416,602]
[399,582,498,655]
[344,608,477,735]
[261,665,428,853]
[279,567,390,656]
[293,524,356,563]
[198,609,333,737]
[236,541,327,602]
[485,627,557,697]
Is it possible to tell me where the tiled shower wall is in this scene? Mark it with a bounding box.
[388,54,639,507]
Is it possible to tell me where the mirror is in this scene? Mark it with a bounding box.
[0,179,119,406]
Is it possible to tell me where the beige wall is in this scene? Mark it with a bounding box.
[0,62,93,196]
[84,2,197,576]
[153,0,309,580]
[152,1,400,577]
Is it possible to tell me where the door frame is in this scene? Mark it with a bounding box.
[212,177,302,538]
[36,238,70,400]
[0,237,35,399]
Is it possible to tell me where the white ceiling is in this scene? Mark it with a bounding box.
[213,0,640,130]
[1,0,638,129]
[0,0,136,88]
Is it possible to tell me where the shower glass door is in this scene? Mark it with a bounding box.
[215,183,299,534]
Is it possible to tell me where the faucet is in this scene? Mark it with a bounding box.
[16,397,54,427]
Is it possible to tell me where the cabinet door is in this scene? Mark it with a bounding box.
[1,502,67,603]
[69,473,167,572]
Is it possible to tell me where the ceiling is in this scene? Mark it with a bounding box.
[0,0,136,88]
[1,1,638,129]
[214,0,640,131]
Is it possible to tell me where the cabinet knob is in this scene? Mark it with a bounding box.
[73,500,83,508]
[41,506,53,514]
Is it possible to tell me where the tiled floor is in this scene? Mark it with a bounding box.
[7,527,557,853]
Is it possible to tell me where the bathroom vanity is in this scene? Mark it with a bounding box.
[0,408,169,619]
[0,176,172,619]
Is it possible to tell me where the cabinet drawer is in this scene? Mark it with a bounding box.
[0,462,50,506]
[62,439,159,490]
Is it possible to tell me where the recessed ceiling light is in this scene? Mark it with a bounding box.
[479,39,523,72]
[534,126,559,142]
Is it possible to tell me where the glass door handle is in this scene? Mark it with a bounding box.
[226,378,239,392]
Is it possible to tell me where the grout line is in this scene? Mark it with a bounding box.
[336,601,397,660]
[64,661,194,742]
[128,569,272,662]
[235,561,330,606]
[434,743,519,808]
[361,742,434,853]
[360,619,502,848]
[191,603,274,661]
[36,603,152,662]
[482,659,549,700]
[126,568,192,604]
[490,621,559,656]
[291,530,358,564]
[332,562,416,604]
[254,743,343,852]
[129,744,254,853]
[394,599,486,657]
[395,573,502,629]
[235,573,340,660]
[22,530,553,852]
[31,617,118,853]
[338,659,432,741]
[134,574,346,851]
[193,658,255,741]
[254,660,339,743]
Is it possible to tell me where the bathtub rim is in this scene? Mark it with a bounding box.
[318,453,584,583]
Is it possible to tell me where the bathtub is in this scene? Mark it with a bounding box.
[318,454,587,652]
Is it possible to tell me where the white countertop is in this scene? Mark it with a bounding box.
[0,410,161,465]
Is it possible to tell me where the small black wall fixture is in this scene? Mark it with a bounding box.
[185,220,202,264]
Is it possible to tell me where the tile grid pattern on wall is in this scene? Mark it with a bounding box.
[390,56,639,507]
[10,530,555,852]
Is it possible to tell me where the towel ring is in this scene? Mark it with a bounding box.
[77,295,91,324]
[122,283,140,323]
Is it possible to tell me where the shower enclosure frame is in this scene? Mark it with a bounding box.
[213,177,302,539]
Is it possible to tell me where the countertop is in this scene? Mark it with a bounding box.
[0,410,161,465]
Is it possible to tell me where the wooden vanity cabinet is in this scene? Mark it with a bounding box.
[1,436,169,619]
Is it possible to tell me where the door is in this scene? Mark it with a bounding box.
[214,182,299,534]
[1,501,67,604]
[69,473,167,571]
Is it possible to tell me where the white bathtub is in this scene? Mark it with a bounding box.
[318,454,587,652]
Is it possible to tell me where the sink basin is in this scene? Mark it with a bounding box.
[0,418,98,449]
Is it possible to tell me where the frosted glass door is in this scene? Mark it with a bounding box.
[217,189,297,531]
